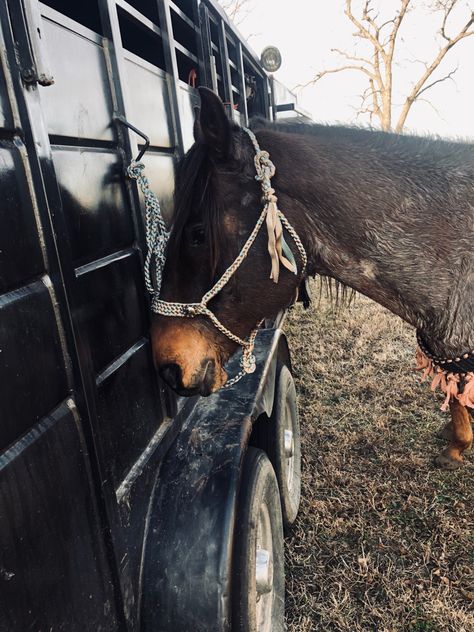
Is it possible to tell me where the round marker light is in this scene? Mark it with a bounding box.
[260,46,282,73]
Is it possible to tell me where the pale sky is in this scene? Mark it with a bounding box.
[232,0,474,139]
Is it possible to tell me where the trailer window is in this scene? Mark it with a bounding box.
[40,0,103,35]
[243,60,266,118]
[124,0,160,26]
[170,8,199,85]
[207,17,224,100]
[118,7,166,71]
[171,0,195,22]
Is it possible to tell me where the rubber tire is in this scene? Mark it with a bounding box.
[232,448,285,632]
[254,365,302,530]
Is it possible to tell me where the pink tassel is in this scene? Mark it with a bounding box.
[430,368,447,393]
[440,373,459,412]
[457,373,474,409]
[415,348,434,381]
[414,349,474,412]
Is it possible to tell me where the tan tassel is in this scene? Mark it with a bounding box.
[266,197,298,284]
[266,200,280,283]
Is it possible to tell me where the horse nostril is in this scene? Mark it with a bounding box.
[200,358,216,396]
[159,363,183,391]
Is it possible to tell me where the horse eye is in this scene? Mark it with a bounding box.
[189,224,205,246]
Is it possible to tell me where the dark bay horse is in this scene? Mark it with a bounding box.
[152,87,474,469]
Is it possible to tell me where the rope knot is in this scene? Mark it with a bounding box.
[127,161,145,180]
[254,150,276,183]
[262,188,277,204]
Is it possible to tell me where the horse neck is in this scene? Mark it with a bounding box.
[257,126,474,356]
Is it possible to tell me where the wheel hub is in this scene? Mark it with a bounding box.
[255,503,273,631]
[284,428,294,458]
[284,403,295,492]
[256,548,272,595]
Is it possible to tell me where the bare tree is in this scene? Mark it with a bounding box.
[300,0,473,132]
[219,0,253,25]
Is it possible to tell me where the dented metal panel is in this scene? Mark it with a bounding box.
[0,402,119,631]
[0,279,68,452]
[0,142,44,293]
[52,147,135,265]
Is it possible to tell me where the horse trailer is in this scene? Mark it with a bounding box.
[0,1,302,630]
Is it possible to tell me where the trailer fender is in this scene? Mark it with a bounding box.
[140,328,290,632]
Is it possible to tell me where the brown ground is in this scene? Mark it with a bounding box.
[284,286,474,632]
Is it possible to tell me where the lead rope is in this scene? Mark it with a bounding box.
[127,161,169,303]
[127,127,307,389]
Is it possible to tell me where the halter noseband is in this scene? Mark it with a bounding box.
[128,127,307,387]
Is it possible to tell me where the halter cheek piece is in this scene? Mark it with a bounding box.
[128,127,307,388]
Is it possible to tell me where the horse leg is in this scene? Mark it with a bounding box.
[436,420,454,441]
[435,400,473,470]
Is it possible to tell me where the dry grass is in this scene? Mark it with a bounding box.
[284,284,474,632]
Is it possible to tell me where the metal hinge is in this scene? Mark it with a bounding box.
[20,0,54,86]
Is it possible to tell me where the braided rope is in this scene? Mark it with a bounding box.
[127,161,169,300]
[127,127,307,389]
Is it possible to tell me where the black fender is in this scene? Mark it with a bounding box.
[140,328,291,632]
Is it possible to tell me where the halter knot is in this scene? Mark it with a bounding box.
[254,150,276,183]
[243,127,300,284]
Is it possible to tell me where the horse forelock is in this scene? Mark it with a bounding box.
[167,141,224,275]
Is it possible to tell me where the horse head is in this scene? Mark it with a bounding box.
[152,88,303,396]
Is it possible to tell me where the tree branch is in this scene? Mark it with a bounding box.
[219,0,252,25]
[386,0,412,60]
[294,64,377,91]
[415,65,458,98]
[344,0,385,54]
[395,12,473,131]
[331,48,374,67]
[440,0,458,40]
[301,0,472,133]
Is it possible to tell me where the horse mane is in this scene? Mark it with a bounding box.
[250,116,474,164]
[167,141,223,275]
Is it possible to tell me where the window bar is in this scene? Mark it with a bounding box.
[115,0,163,38]
[156,0,185,156]
[99,0,175,419]
[217,20,233,115]
[98,0,148,254]
[190,0,207,89]
[236,40,248,125]
[198,1,214,90]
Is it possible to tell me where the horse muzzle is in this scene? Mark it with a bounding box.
[159,357,223,397]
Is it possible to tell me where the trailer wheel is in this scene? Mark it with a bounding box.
[232,448,285,632]
[253,365,301,530]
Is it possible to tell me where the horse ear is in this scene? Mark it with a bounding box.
[197,86,231,159]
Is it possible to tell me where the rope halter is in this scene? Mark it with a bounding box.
[127,127,307,388]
